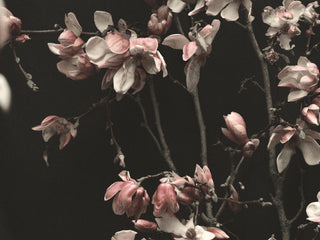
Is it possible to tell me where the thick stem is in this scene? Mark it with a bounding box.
[247,22,291,240]
[149,78,176,171]
[192,88,208,166]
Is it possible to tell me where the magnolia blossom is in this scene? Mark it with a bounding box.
[162,19,220,92]
[262,0,305,50]
[221,112,260,158]
[302,1,320,25]
[111,230,137,240]
[306,192,320,223]
[57,54,97,80]
[302,104,320,125]
[133,219,157,232]
[148,5,173,36]
[152,183,179,217]
[155,213,229,239]
[32,115,77,150]
[48,12,84,58]
[278,56,319,102]
[0,73,11,112]
[268,119,320,173]
[206,0,254,22]
[194,164,217,201]
[105,170,150,219]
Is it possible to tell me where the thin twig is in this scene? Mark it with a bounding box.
[149,78,176,171]
[21,28,99,36]
[218,197,272,207]
[136,171,172,183]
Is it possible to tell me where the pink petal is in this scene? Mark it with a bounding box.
[112,182,138,215]
[64,12,82,37]
[106,32,130,54]
[221,127,241,144]
[162,34,189,50]
[129,37,158,54]
[59,133,71,149]
[156,51,168,77]
[133,219,157,232]
[183,41,198,61]
[277,142,295,173]
[104,181,126,201]
[280,129,295,143]
[94,11,113,33]
[206,227,230,239]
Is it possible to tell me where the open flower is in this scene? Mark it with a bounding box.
[268,119,320,173]
[162,19,220,92]
[206,0,254,22]
[57,54,97,80]
[148,5,173,36]
[262,0,305,50]
[152,183,179,217]
[278,56,319,102]
[306,192,320,223]
[221,112,260,157]
[48,12,84,58]
[32,115,77,150]
[105,171,150,219]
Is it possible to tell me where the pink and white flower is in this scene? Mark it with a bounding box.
[268,119,320,173]
[206,0,254,22]
[278,56,319,102]
[162,19,220,92]
[262,0,305,50]
[306,191,320,223]
[48,12,84,58]
[221,112,260,158]
[32,115,77,150]
[105,170,150,220]
[56,53,97,80]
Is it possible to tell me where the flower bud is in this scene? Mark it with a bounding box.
[148,5,172,36]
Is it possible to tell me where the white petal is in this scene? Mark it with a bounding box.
[113,58,136,94]
[162,34,189,50]
[277,143,295,173]
[221,1,241,21]
[185,57,201,93]
[279,34,293,50]
[155,213,193,237]
[206,0,232,16]
[297,56,310,68]
[0,73,11,112]
[167,0,186,13]
[287,89,308,102]
[188,0,205,16]
[306,202,320,218]
[94,11,113,33]
[112,230,137,240]
[65,12,82,37]
[297,136,320,166]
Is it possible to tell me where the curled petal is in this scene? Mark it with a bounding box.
[167,0,186,13]
[0,73,11,112]
[162,34,189,50]
[106,32,130,54]
[112,230,137,240]
[183,41,198,61]
[221,1,241,21]
[94,11,113,33]
[104,181,126,201]
[64,12,82,37]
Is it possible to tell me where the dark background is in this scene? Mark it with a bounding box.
[1,0,320,239]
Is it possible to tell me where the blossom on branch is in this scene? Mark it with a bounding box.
[105,170,150,219]
[277,56,319,102]
[48,12,84,58]
[306,191,320,223]
[32,115,77,150]
[268,119,320,173]
[162,19,220,92]
[262,0,305,50]
[221,112,260,158]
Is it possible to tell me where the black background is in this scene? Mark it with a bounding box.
[1,0,320,239]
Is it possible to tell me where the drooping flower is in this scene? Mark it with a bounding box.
[152,182,179,217]
[278,56,319,102]
[206,0,254,22]
[148,5,173,36]
[112,230,137,240]
[57,53,98,80]
[48,12,84,58]
[162,19,220,92]
[105,170,150,219]
[262,0,305,50]
[221,112,260,158]
[268,119,320,173]
[0,73,11,112]
[302,104,320,125]
[32,115,77,149]
[306,192,320,223]
[133,219,157,232]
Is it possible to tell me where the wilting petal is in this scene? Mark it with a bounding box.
[59,133,71,149]
[112,182,138,215]
[277,142,295,173]
[183,41,198,61]
[297,136,320,166]
[221,1,241,21]
[112,230,137,240]
[113,58,137,94]
[206,0,232,16]
[162,34,189,50]
[106,32,130,54]
[279,34,293,50]
[64,12,82,37]
[287,89,309,102]
[156,51,168,77]
[101,69,117,90]
[0,73,11,112]
[167,0,186,13]
[152,183,179,217]
[94,11,113,33]
[185,57,201,93]
[188,0,205,16]
[204,19,221,45]
[105,181,126,201]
